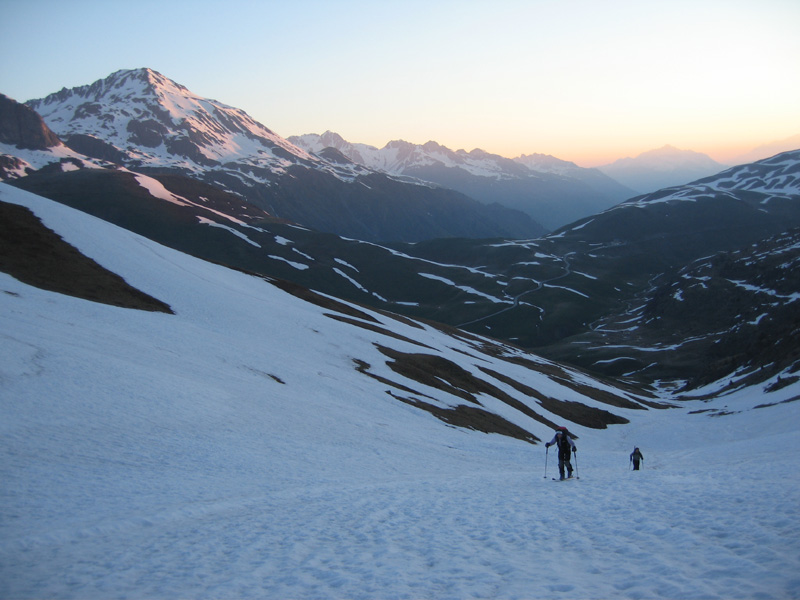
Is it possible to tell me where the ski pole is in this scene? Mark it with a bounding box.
[544,445,549,479]
[574,451,579,479]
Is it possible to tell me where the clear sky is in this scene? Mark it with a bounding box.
[2,0,799,167]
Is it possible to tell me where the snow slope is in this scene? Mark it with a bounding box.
[1,184,799,599]
[616,149,800,209]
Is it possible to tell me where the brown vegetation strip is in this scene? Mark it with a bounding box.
[324,313,435,349]
[354,356,538,444]
[377,344,504,406]
[498,354,650,410]
[387,391,539,445]
[267,276,380,323]
[479,367,628,430]
[375,308,426,330]
[353,358,435,399]
[0,200,172,313]
[376,344,562,434]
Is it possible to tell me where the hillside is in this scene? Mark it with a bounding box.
[1,183,799,599]
[3,76,800,393]
[541,227,800,388]
[391,150,800,386]
[5,147,800,392]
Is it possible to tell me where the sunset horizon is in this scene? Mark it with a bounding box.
[2,0,798,169]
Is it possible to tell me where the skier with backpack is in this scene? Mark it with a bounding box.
[630,447,644,470]
[545,427,577,480]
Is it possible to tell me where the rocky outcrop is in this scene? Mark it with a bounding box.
[0,94,61,150]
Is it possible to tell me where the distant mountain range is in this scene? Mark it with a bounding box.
[289,132,635,230]
[10,69,545,243]
[597,145,729,194]
[2,68,799,392]
[732,134,800,166]
[7,68,793,236]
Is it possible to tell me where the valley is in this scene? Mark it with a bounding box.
[1,66,800,600]
[2,70,799,392]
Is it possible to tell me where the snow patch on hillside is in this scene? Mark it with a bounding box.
[1,183,799,599]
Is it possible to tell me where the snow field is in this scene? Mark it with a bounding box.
[1,184,799,599]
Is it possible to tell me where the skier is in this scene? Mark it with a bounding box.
[545,428,577,480]
[630,447,644,470]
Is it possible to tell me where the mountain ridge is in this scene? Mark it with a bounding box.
[3,69,799,391]
[27,68,321,172]
[6,145,799,391]
[18,68,545,242]
[289,131,635,230]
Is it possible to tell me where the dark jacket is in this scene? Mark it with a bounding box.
[546,433,576,457]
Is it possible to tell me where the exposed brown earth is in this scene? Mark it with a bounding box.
[0,200,172,313]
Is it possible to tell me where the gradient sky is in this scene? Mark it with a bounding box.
[2,0,799,167]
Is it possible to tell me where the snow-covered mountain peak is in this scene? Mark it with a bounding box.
[513,153,582,176]
[292,134,533,180]
[384,139,415,151]
[463,147,490,158]
[598,144,730,193]
[99,68,188,104]
[421,140,448,154]
[27,68,318,175]
[314,130,349,149]
[29,68,190,125]
[32,68,155,106]
[605,144,725,172]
